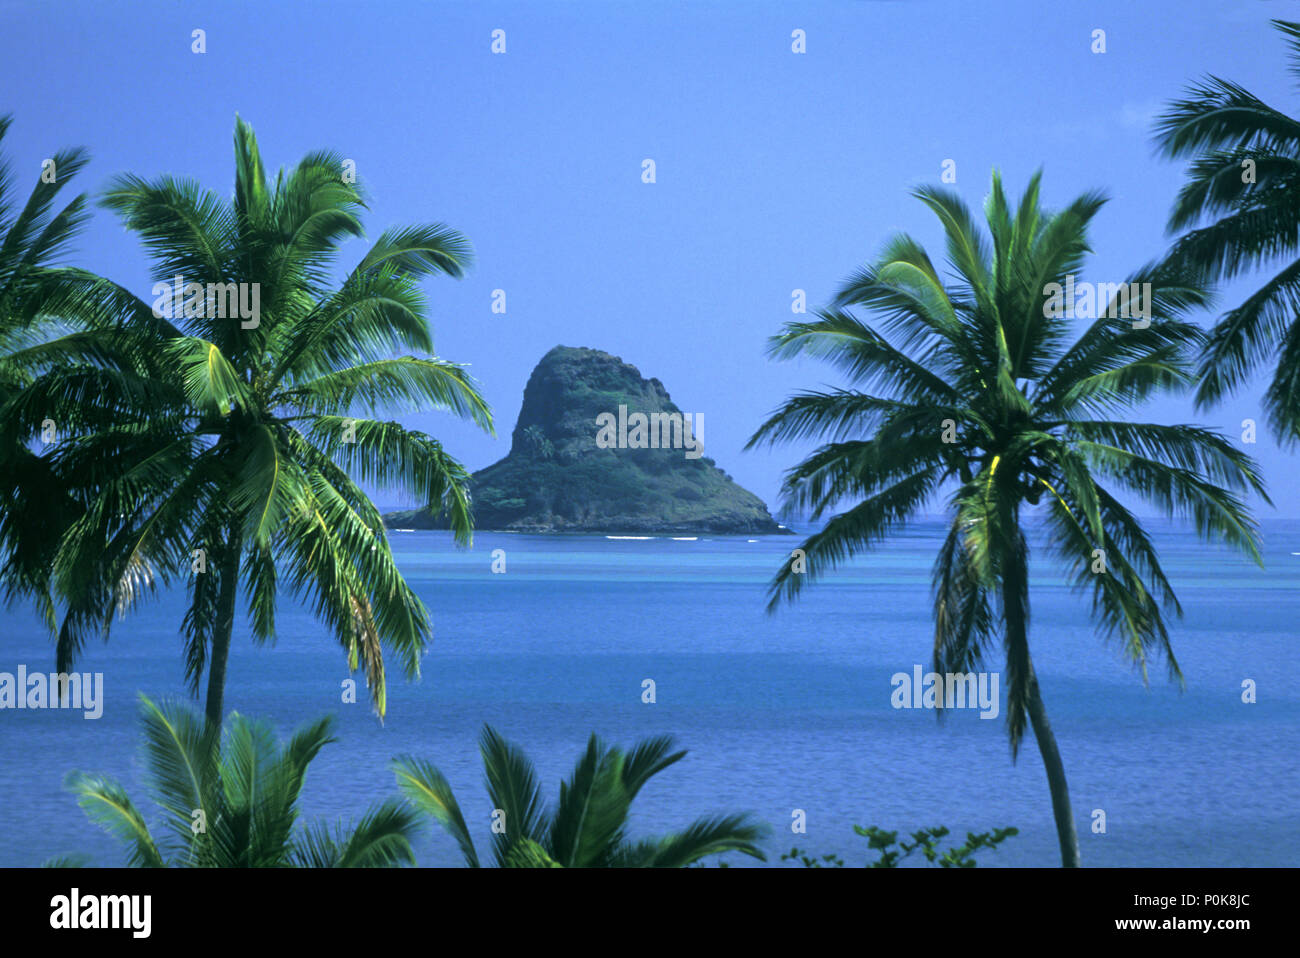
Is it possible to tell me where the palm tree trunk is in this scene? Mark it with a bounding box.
[999,507,1081,868]
[1025,664,1080,868]
[204,529,242,728]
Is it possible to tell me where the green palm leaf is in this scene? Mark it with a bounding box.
[64,772,165,868]
[479,724,548,866]
[392,755,480,867]
[403,728,766,867]
[1155,20,1300,440]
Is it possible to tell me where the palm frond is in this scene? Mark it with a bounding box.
[392,755,480,867]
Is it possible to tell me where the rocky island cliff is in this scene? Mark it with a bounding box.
[383,346,789,535]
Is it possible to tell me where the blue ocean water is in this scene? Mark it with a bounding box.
[0,517,1296,867]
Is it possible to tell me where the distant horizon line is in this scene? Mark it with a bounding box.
[372,505,1300,525]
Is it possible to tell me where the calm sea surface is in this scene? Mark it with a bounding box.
[1,517,1297,867]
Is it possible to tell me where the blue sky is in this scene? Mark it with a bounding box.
[3,0,1298,516]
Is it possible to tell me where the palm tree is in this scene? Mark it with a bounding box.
[747,171,1268,867]
[0,119,176,682]
[54,694,419,867]
[394,724,768,867]
[35,116,492,726]
[1154,18,1300,442]
[0,114,103,636]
